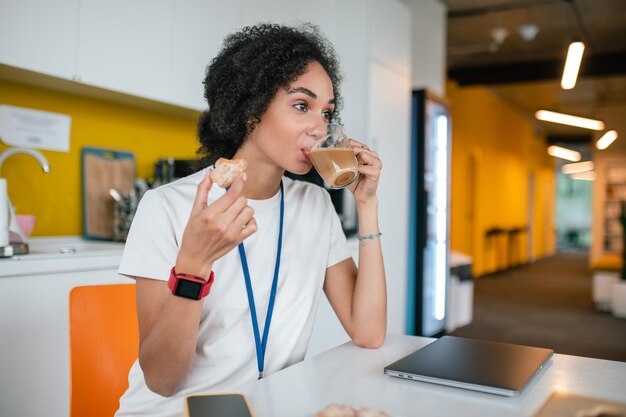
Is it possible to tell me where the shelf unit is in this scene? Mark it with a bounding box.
[603,166,626,254]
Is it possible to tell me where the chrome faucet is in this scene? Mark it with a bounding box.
[0,147,50,175]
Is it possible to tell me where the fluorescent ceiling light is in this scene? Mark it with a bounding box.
[561,41,585,90]
[535,110,605,130]
[562,160,594,174]
[596,130,618,150]
[570,171,596,181]
[547,145,581,162]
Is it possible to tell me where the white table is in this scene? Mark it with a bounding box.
[240,334,626,417]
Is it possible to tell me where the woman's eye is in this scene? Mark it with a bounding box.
[323,110,333,121]
[294,103,308,112]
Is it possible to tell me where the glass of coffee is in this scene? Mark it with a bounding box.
[309,123,359,189]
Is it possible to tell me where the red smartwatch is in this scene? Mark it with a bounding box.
[168,267,214,300]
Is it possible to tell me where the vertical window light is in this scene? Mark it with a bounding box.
[561,41,585,90]
[434,114,448,321]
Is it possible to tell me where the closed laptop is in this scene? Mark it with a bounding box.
[384,336,553,396]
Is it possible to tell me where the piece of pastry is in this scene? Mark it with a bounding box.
[356,407,390,417]
[315,404,357,417]
[209,157,247,188]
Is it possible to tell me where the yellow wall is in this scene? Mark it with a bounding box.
[448,81,556,276]
[0,79,199,236]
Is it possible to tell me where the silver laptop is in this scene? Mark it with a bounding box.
[384,336,553,397]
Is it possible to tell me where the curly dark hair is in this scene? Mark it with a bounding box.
[197,23,343,166]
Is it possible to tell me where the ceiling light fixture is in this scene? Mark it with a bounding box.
[547,145,581,162]
[570,171,596,181]
[490,27,509,45]
[518,23,539,42]
[596,130,619,150]
[535,110,605,130]
[561,161,594,175]
[561,41,585,90]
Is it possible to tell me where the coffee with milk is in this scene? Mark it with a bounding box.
[309,147,359,188]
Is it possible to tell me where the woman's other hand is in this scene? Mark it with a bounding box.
[347,139,382,205]
[175,170,257,279]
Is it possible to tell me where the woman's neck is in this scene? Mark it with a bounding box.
[232,149,284,200]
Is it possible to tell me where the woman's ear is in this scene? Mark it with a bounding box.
[246,116,261,133]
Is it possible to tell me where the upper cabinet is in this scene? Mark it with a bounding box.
[77,0,172,103]
[170,1,241,110]
[0,0,416,115]
[0,0,79,79]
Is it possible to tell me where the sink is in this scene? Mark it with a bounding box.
[26,236,125,256]
[1,236,125,278]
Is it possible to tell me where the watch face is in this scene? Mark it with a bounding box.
[175,279,203,299]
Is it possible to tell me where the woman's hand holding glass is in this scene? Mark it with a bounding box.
[346,139,382,205]
[175,171,256,280]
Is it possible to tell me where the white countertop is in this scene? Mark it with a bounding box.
[0,235,124,277]
[240,334,626,417]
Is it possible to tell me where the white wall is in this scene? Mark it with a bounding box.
[308,0,447,357]
[405,0,447,95]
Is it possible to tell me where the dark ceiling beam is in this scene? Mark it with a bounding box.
[546,134,591,144]
[448,51,626,86]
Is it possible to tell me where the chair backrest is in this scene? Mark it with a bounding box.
[69,284,138,417]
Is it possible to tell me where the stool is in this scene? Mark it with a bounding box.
[485,227,506,273]
[591,256,623,311]
[506,226,528,268]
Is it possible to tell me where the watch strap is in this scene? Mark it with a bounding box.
[168,266,214,300]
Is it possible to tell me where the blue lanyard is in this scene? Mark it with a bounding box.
[236,181,284,379]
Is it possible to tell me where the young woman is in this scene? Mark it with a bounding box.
[116,23,386,417]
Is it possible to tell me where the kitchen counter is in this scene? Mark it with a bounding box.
[240,334,626,417]
[0,235,125,277]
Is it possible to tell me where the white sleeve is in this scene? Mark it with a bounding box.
[118,189,179,281]
[324,191,352,268]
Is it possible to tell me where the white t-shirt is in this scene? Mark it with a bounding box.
[115,170,351,417]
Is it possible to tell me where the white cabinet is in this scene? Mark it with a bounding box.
[0,237,130,417]
[2,0,413,114]
[0,270,133,417]
[170,1,241,110]
[77,0,173,102]
[0,0,79,79]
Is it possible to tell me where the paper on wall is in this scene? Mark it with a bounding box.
[0,105,71,152]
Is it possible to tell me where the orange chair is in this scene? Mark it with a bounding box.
[69,284,139,417]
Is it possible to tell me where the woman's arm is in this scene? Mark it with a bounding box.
[323,141,386,348]
[323,198,386,348]
[135,278,204,397]
[137,172,255,396]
